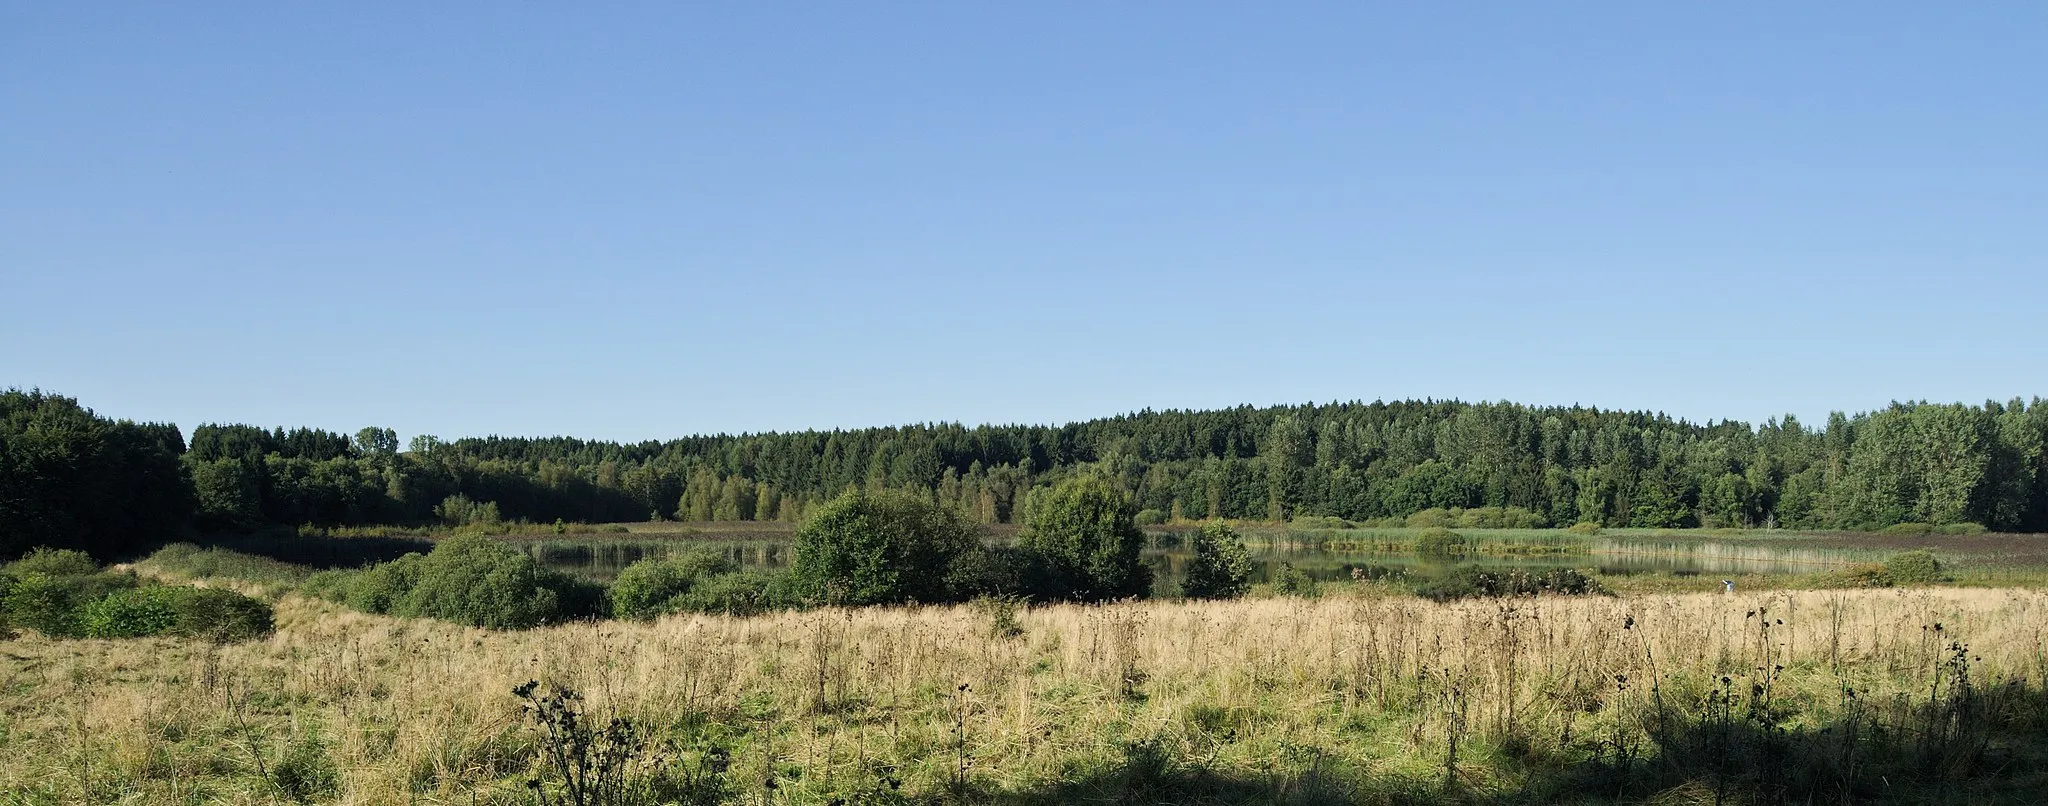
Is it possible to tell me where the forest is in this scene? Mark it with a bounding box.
[4,388,2046,560]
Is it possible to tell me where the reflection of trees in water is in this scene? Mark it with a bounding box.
[528,536,1856,584]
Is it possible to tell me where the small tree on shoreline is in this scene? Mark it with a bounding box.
[1181,519,1253,599]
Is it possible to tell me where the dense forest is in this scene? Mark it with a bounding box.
[4,388,2047,559]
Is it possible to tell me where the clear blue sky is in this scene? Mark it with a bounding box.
[4,3,2043,443]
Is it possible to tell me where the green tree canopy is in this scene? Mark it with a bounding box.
[790,489,979,606]
[1018,476,1150,601]
[1181,519,1252,599]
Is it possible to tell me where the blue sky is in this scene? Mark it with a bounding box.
[4,3,2043,442]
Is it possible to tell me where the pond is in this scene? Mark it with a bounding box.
[522,534,1874,593]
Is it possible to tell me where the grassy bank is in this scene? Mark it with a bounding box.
[6,586,2048,804]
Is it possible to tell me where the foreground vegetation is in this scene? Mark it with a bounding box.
[6,586,2048,804]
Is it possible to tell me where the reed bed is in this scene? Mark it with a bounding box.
[5,588,2048,804]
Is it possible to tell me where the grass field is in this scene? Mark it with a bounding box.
[8,578,2048,804]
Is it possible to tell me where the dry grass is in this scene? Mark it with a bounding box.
[6,587,2048,804]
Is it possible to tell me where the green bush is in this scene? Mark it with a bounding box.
[391,537,567,628]
[792,490,979,606]
[1018,477,1151,602]
[1404,508,1453,529]
[1450,506,1549,529]
[943,544,1044,600]
[435,494,501,527]
[671,570,795,616]
[1565,521,1603,536]
[298,568,356,603]
[29,580,274,641]
[1414,527,1468,559]
[170,586,274,641]
[78,586,181,638]
[1133,508,1168,526]
[3,569,138,637]
[1827,564,1895,588]
[609,550,738,620]
[1415,566,1607,601]
[1878,522,1936,536]
[343,553,426,614]
[1884,550,1946,585]
[1181,520,1253,600]
[1270,563,1319,598]
[3,547,100,578]
[326,537,583,629]
[1938,522,1987,535]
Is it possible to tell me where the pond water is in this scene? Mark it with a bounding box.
[525,535,1872,591]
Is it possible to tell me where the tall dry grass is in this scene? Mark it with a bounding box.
[5,587,2048,803]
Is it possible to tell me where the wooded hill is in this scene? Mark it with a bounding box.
[5,389,2046,559]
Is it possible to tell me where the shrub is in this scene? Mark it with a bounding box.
[609,550,738,620]
[1565,521,1603,536]
[1018,477,1151,602]
[1450,506,1550,529]
[435,494,501,527]
[944,544,1044,600]
[1828,564,1895,588]
[791,490,979,606]
[1414,527,1468,559]
[339,537,582,629]
[972,595,1026,639]
[1415,566,1607,601]
[169,586,274,641]
[1133,508,1168,526]
[671,570,795,616]
[1270,563,1319,598]
[1181,520,1253,600]
[342,553,426,614]
[1938,522,1987,536]
[1878,522,1936,536]
[3,547,100,578]
[3,569,138,637]
[1404,508,1453,529]
[50,582,274,641]
[78,586,181,638]
[1884,550,1946,585]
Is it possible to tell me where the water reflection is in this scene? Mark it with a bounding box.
[528,535,1867,585]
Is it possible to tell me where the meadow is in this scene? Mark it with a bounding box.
[8,564,2048,804]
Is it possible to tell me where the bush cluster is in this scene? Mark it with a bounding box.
[1415,566,1607,601]
[610,550,796,618]
[790,479,1153,607]
[1181,520,1253,600]
[304,536,601,629]
[1016,477,1152,602]
[1884,549,1946,584]
[1269,563,1320,598]
[1406,506,1549,530]
[1877,522,1986,536]
[1828,550,1949,588]
[790,490,980,606]
[1414,527,1468,559]
[1,547,272,640]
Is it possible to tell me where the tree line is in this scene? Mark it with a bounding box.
[5,388,2047,559]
